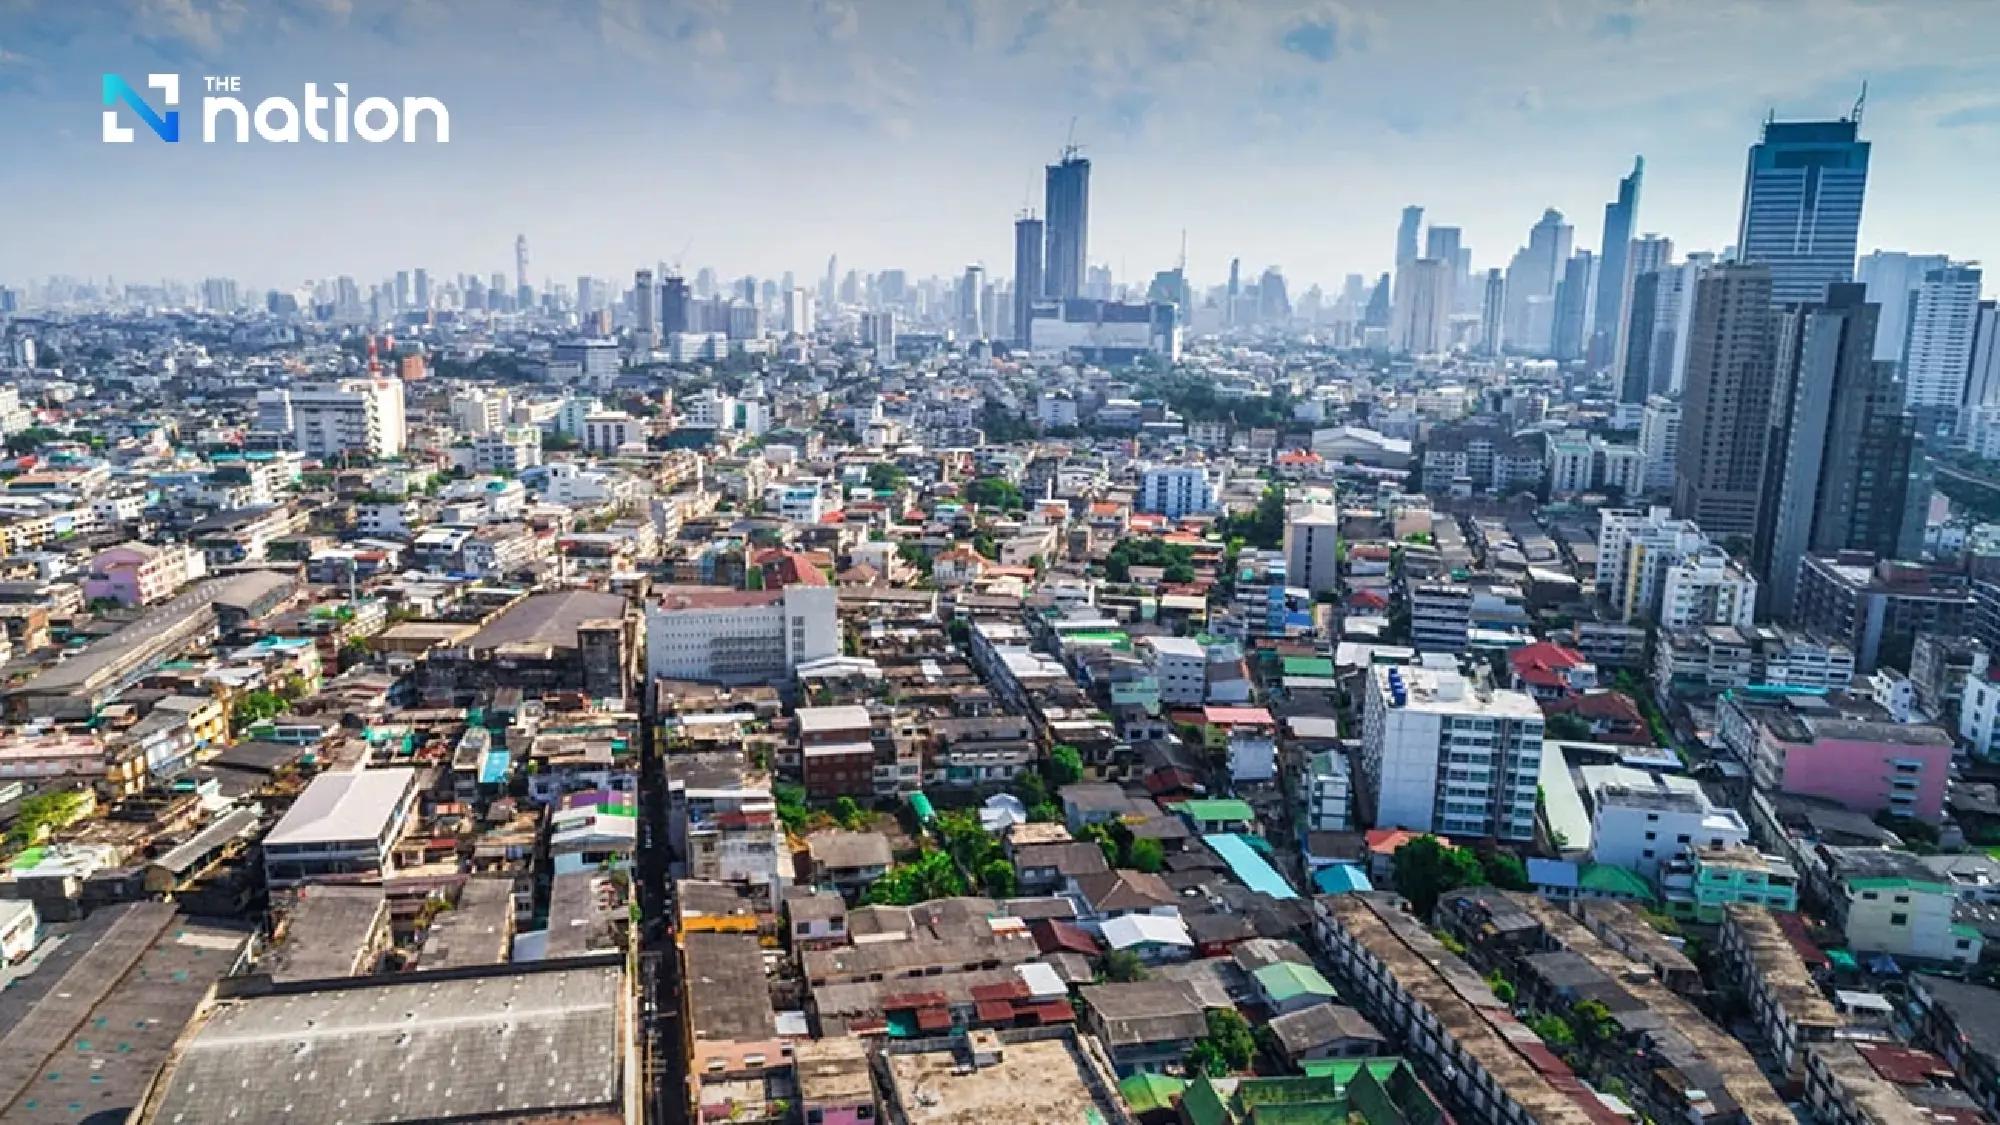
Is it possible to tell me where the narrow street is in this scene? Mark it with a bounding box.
[636,682,686,1125]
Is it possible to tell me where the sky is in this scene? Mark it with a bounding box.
[3,0,1999,296]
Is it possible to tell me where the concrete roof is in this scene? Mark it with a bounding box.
[263,768,415,848]
[465,589,626,653]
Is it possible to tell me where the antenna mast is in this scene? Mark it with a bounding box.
[1851,80,1868,125]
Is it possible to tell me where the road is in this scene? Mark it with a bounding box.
[636,681,687,1125]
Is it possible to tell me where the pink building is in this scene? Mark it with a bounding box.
[82,543,197,608]
[1726,695,1953,823]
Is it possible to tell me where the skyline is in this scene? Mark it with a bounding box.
[4,0,2000,291]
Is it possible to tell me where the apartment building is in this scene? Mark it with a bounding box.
[646,584,838,685]
[1359,665,1542,842]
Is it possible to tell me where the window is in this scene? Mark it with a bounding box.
[1890,913,1908,926]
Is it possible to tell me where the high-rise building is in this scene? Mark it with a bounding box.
[1639,397,1682,493]
[1857,251,1951,363]
[1674,264,1778,536]
[394,270,411,311]
[1967,302,2000,411]
[1621,271,1662,404]
[861,310,896,355]
[1258,266,1291,323]
[281,377,407,459]
[1615,233,1674,381]
[1479,269,1506,355]
[1755,284,1921,618]
[784,288,813,336]
[1504,208,1572,353]
[1396,206,1423,273]
[1013,215,1044,346]
[413,268,431,311]
[1901,263,1983,435]
[1423,225,1460,311]
[1592,157,1644,368]
[660,274,690,337]
[633,269,657,348]
[958,265,985,339]
[1359,665,1542,842]
[1735,115,1870,304]
[1390,258,1451,355]
[1043,151,1090,300]
[514,234,531,310]
[1551,251,1596,362]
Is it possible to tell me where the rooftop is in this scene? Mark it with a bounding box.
[882,1031,1129,1125]
[263,767,416,848]
[464,588,627,654]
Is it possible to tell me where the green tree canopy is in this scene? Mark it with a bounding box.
[1128,836,1165,874]
[964,476,1024,510]
[1048,744,1085,786]
[1391,834,1487,918]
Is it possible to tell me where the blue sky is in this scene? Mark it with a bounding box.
[3,0,1998,294]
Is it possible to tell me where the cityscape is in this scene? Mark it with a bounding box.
[7,2,2000,1125]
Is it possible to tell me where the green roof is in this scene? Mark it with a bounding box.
[1120,1072,1187,1115]
[1178,798,1255,822]
[1252,960,1337,1003]
[1298,1057,1408,1085]
[1578,863,1656,902]
[1281,656,1335,677]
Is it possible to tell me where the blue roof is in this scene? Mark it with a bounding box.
[1526,858,1579,889]
[478,748,512,785]
[1204,833,1297,900]
[1313,863,1373,895]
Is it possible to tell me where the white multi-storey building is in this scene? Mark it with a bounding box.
[1596,506,1711,623]
[1638,396,1681,494]
[582,412,646,454]
[1305,749,1352,832]
[1282,503,1340,596]
[1659,547,1758,632]
[279,378,407,459]
[450,388,511,436]
[1144,636,1207,707]
[1580,765,1750,878]
[1137,465,1217,519]
[1902,263,1983,420]
[473,426,543,474]
[1360,665,1542,842]
[646,585,838,685]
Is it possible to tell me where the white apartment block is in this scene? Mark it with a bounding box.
[1960,675,2000,759]
[1283,503,1340,596]
[473,426,543,475]
[1137,465,1217,519]
[1638,397,1681,494]
[646,585,838,685]
[1580,765,1749,878]
[1144,636,1208,707]
[1596,506,1711,623]
[1659,547,1758,631]
[282,378,407,459]
[450,388,511,436]
[1360,665,1543,842]
[1305,749,1352,832]
[582,412,646,454]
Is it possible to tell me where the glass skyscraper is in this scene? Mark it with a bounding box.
[1043,152,1090,300]
[1734,117,1870,305]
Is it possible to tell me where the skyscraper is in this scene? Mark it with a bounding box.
[1968,302,2000,411]
[413,268,431,311]
[1043,151,1090,300]
[959,265,986,339]
[1396,206,1424,273]
[1674,264,1778,537]
[1504,209,1572,353]
[1754,284,1919,617]
[1480,270,1506,355]
[1551,251,1595,363]
[1013,214,1044,346]
[1614,232,1673,378]
[1592,157,1644,368]
[1857,251,1950,363]
[514,234,531,309]
[1390,258,1451,355]
[1620,271,1662,405]
[660,274,690,336]
[1423,225,1461,315]
[634,269,657,347]
[1735,115,1870,304]
[1900,262,1983,436]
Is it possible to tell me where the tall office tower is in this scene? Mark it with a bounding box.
[1480,269,1506,354]
[823,255,838,307]
[1043,150,1090,299]
[514,234,531,309]
[1591,157,1644,368]
[633,269,657,347]
[1085,264,1114,300]
[201,277,239,311]
[575,276,592,314]
[413,269,431,310]
[1615,233,1674,375]
[1754,284,1916,616]
[1673,264,1778,536]
[1226,259,1242,326]
[1968,302,2000,410]
[1857,251,1951,363]
[793,287,817,335]
[1620,271,1662,404]
[1651,253,1715,396]
[1504,208,1572,353]
[1364,274,1392,330]
[1901,263,1984,435]
[394,270,411,311]
[1639,396,1682,493]
[861,310,896,354]
[660,274,690,336]
[1423,225,1462,313]
[959,265,985,338]
[1259,267,1291,323]
[1551,251,1596,362]
[1396,205,1424,273]
[1013,214,1044,346]
[1735,114,1870,304]
[1390,258,1451,354]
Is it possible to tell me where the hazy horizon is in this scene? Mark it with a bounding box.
[5,0,2000,294]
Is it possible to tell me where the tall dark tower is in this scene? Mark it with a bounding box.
[1673,264,1779,537]
[1013,213,1044,347]
[660,273,690,336]
[1736,112,1870,304]
[1043,149,1090,300]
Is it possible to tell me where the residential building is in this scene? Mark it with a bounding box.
[1658,547,1758,632]
[1303,749,1352,832]
[1794,554,1971,672]
[1718,905,1844,1080]
[1137,464,1216,519]
[1283,502,1340,596]
[262,767,420,887]
[1821,847,1983,967]
[1674,263,1778,536]
[1359,665,1542,842]
[280,377,408,459]
[1658,845,1800,925]
[1578,765,1749,878]
[646,584,839,685]
[1719,691,1953,822]
[1595,506,1710,624]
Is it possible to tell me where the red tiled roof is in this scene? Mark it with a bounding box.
[974,1000,1016,1024]
[1203,706,1275,727]
[1022,1000,1076,1024]
[1365,828,1446,854]
[915,1007,952,1032]
[1854,1042,1954,1086]
[1510,641,1587,688]
[970,981,1031,1002]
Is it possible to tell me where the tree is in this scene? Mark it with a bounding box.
[774,783,809,833]
[230,689,289,733]
[1480,851,1532,892]
[1048,744,1085,786]
[865,850,968,905]
[1104,539,1195,584]
[1102,949,1149,982]
[1216,482,1288,550]
[1079,822,1129,868]
[1012,769,1049,811]
[1390,835,1487,918]
[866,462,907,492]
[1528,1013,1575,1048]
[1545,712,1593,741]
[542,431,580,453]
[964,476,1023,511]
[1128,837,1165,874]
[1187,1009,1257,1076]
[980,858,1017,897]
[833,796,870,831]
